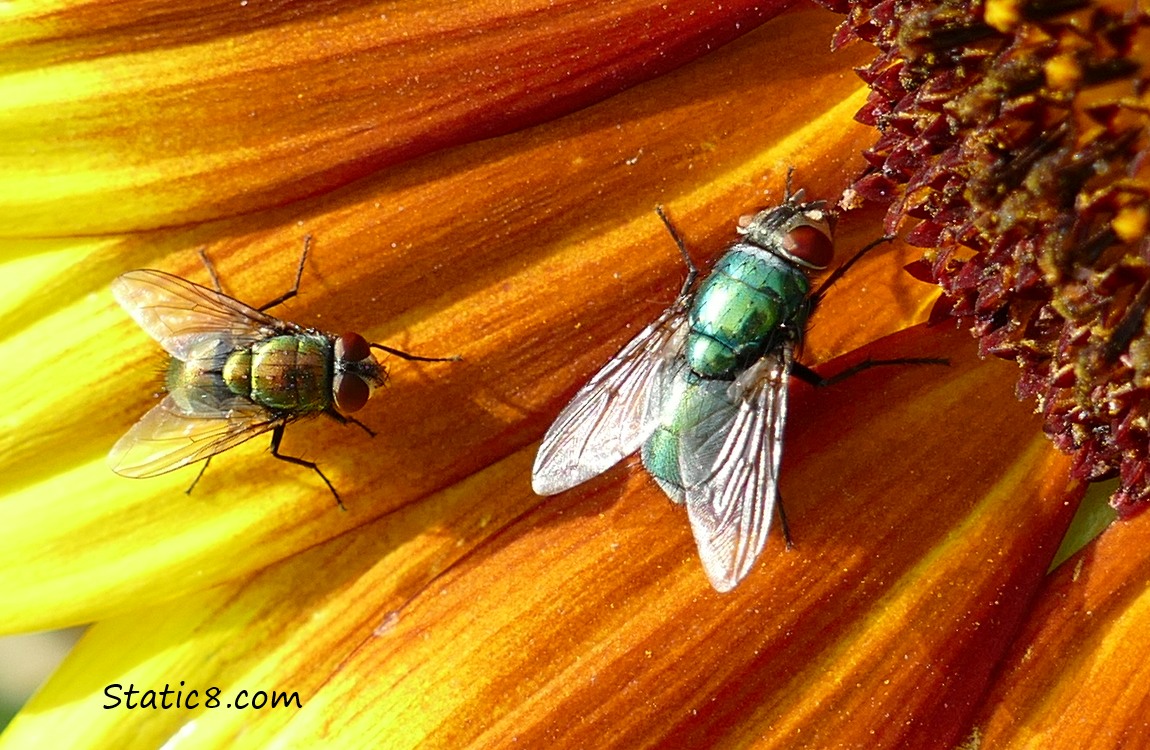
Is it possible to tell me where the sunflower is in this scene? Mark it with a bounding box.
[1,1,1142,747]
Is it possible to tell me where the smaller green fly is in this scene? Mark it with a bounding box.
[532,183,944,591]
[108,238,457,507]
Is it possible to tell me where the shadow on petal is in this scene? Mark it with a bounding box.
[6,323,1082,749]
[0,7,884,634]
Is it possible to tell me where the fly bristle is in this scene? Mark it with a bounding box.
[155,354,176,393]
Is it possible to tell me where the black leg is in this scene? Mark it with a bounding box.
[345,415,376,438]
[198,249,225,293]
[325,409,377,438]
[779,355,946,551]
[269,423,345,511]
[654,205,699,298]
[185,457,212,495]
[791,357,949,388]
[811,235,895,306]
[776,491,794,549]
[368,343,461,363]
[256,235,311,312]
[197,235,311,311]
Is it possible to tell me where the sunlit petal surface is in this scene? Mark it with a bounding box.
[2,324,1075,748]
[0,0,799,235]
[971,506,1150,747]
[0,7,883,635]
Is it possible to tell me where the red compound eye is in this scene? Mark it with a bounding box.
[335,332,372,362]
[333,372,370,414]
[782,224,834,269]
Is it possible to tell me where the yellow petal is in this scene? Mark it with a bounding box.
[0,8,885,634]
[3,325,1078,748]
[1,0,803,236]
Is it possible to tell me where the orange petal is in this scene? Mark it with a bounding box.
[970,498,1150,746]
[0,7,889,634]
[3,0,801,236]
[5,324,1080,747]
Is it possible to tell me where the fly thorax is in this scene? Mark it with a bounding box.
[685,246,809,378]
[245,334,332,412]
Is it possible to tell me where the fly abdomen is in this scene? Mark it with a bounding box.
[641,370,737,502]
[686,247,810,378]
[224,334,332,412]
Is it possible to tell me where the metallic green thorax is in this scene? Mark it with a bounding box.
[644,203,824,499]
[685,248,811,379]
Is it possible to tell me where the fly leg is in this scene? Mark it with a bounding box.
[185,457,212,495]
[368,343,461,363]
[325,409,376,438]
[197,235,312,311]
[776,494,794,550]
[198,250,226,293]
[268,423,345,511]
[809,235,897,310]
[654,206,700,298]
[776,356,948,547]
[255,235,310,312]
[790,357,949,388]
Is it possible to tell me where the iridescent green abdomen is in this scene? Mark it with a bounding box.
[224,334,333,412]
[686,247,810,378]
[641,371,734,502]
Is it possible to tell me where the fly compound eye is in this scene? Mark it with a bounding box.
[335,332,372,363]
[782,225,834,270]
[333,372,371,414]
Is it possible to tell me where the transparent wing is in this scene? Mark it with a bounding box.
[680,347,791,592]
[108,393,283,478]
[532,306,690,495]
[112,270,282,360]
